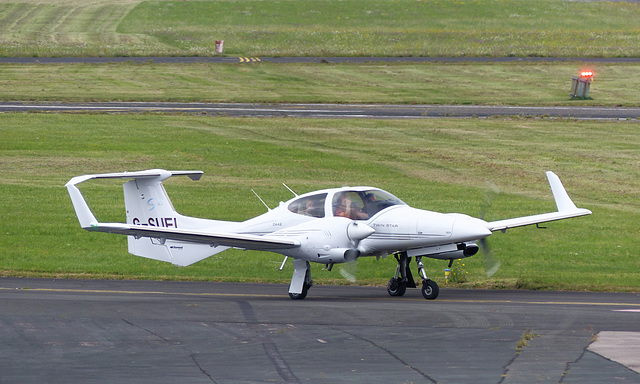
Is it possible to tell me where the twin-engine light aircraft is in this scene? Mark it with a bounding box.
[66,169,591,300]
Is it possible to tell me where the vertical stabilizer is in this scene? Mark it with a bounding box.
[66,169,232,266]
[123,178,179,229]
[121,173,232,265]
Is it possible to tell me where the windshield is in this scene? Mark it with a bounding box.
[333,189,405,220]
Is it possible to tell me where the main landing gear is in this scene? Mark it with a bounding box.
[387,251,439,300]
[289,259,313,300]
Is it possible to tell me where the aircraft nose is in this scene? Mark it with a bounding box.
[452,218,492,242]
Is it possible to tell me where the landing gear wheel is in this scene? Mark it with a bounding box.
[421,279,439,300]
[387,278,407,297]
[289,283,310,300]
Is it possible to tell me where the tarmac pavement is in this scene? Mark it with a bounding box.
[1,278,639,383]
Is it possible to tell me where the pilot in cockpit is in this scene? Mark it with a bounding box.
[334,192,369,220]
[302,199,316,216]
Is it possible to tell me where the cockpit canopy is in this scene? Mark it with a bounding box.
[287,193,328,218]
[287,188,406,220]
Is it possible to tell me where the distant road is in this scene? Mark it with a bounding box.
[2,101,640,119]
[1,56,640,64]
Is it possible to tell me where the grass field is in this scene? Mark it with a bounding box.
[1,62,640,106]
[1,0,638,292]
[1,114,637,291]
[1,0,640,57]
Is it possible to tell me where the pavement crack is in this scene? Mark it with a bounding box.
[497,352,519,384]
[234,300,301,384]
[121,318,171,343]
[498,329,536,384]
[191,353,218,383]
[123,319,218,383]
[340,329,438,383]
[559,332,597,383]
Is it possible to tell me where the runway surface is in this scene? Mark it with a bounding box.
[3,101,640,120]
[1,278,639,383]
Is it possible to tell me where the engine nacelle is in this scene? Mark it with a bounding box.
[314,248,359,264]
[459,242,479,257]
[407,242,479,260]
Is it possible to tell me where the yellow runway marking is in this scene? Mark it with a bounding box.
[239,57,261,63]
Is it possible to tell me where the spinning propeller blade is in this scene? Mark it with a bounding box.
[479,237,501,278]
[339,261,358,283]
[339,221,374,283]
[479,182,501,278]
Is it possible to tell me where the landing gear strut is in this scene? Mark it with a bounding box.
[289,259,313,300]
[387,252,439,300]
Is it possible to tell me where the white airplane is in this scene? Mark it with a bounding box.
[66,169,591,300]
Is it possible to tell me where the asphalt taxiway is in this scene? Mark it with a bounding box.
[1,278,639,383]
[2,101,640,120]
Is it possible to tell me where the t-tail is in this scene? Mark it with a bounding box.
[66,169,232,266]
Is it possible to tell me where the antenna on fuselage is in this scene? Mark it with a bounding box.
[282,183,297,197]
[251,189,271,211]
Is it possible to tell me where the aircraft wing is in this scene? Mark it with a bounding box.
[486,171,591,232]
[85,222,300,250]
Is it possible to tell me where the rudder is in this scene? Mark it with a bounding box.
[118,171,231,266]
[124,178,180,229]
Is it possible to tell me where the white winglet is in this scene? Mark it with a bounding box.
[546,171,578,212]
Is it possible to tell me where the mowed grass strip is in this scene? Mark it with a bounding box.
[1,114,637,291]
[1,0,640,57]
[2,62,639,106]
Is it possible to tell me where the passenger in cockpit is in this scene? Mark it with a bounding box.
[303,199,317,217]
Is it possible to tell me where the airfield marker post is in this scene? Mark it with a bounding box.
[215,40,224,54]
[570,70,593,98]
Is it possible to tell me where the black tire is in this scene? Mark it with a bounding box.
[289,284,310,300]
[421,280,439,300]
[387,278,407,297]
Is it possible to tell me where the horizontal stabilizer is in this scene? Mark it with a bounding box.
[66,169,203,187]
[65,169,203,229]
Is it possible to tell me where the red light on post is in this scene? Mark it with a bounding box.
[580,70,594,80]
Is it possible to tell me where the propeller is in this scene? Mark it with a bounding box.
[339,261,358,283]
[479,182,501,278]
[479,237,501,278]
[339,221,374,283]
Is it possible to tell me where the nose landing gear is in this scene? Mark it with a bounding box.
[387,251,439,300]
